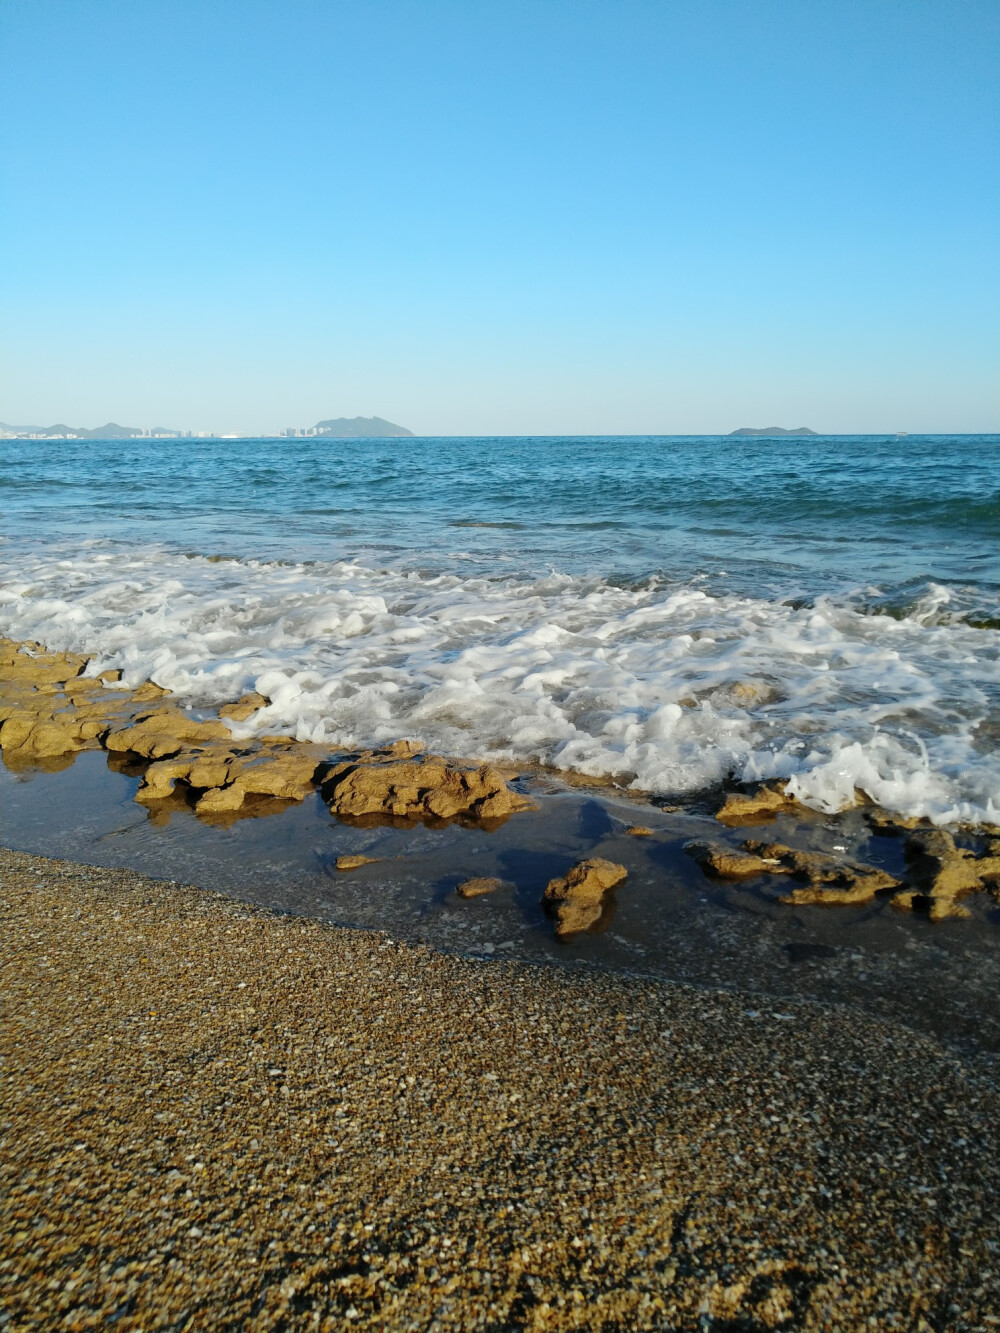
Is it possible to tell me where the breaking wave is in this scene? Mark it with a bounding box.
[2,541,997,826]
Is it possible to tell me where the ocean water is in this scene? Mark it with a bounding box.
[2,434,997,824]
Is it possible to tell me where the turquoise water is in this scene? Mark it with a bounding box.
[2,434,998,822]
[3,434,996,603]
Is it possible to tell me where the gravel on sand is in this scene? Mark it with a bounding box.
[3,848,999,1332]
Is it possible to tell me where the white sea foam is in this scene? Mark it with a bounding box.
[2,544,997,825]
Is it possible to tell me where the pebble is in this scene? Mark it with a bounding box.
[3,847,1000,1331]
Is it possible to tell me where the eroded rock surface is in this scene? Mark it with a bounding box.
[892,830,1000,921]
[685,841,789,880]
[748,842,900,907]
[686,838,899,906]
[1,639,538,833]
[104,709,232,759]
[715,782,803,826]
[321,755,532,827]
[218,692,270,722]
[543,858,628,936]
[0,640,151,760]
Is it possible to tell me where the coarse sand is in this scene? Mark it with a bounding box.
[3,848,999,1331]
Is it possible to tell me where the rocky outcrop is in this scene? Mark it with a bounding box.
[218,692,269,722]
[749,841,900,906]
[0,639,533,831]
[686,837,899,905]
[715,781,803,826]
[687,828,1000,918]
[892,830,1000,921]
[104,709,232,759]
[321,755,532,827]
[543,858,628,936]
[135,741,327,813]
[0,640,146,760]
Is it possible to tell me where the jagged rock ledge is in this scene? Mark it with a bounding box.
[0,639,532,830]
[3,637,998,923]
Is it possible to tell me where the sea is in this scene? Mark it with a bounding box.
[2,432,998,827]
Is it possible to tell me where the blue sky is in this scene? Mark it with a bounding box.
[2,0,997,434]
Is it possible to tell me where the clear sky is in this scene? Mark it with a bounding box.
[2,0,998,435]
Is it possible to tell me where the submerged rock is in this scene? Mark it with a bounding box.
[625,825,654,838]
[543,858,628,936]
[686,837,899,906]
[892,830,1000,921]
[136,741,325,812]
[456,877,503,898]
[335,854,379,872]
[685,841,788,880]
[321,755,532,826]
[748,842,900,906]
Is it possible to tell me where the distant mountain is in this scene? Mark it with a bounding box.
[313,416,413,438]
[82,422,144,438]
[729,426,819,437]
[0,421,143,439]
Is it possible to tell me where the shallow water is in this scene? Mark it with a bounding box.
[2,433,998,823]
[4,752,1000,1063]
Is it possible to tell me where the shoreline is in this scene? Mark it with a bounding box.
[4,634,1000,1073]
[3,636,998,925]
[4,847,1000,1330]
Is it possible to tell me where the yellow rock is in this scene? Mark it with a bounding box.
[716,782,801,826]
[104,709,230,758]
[543,858,627,936]
[456,876,502,898]
[226,748,322,800]
[323,755,531,826]
[219,692,269,722]
[195,785,248,814]
[685,841,787,880]
[892,829,1000,921]
[335,854,379,871]
[686,837,900,906]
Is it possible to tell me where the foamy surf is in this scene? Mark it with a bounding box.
[2,542,996,826]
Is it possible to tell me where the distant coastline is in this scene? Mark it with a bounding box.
[729,426,818,437]
[0,415,414,441]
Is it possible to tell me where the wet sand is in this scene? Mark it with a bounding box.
[4,847,1000,1331]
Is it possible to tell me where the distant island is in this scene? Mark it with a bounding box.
[312,416,413,438]
[729,426,818,437]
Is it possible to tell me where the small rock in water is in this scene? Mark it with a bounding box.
[335,854,379,872]
[456,877,503,898]
[625,825,653,837]
[543,858,628,936]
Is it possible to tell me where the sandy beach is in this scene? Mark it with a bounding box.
[4,846,1000,1331]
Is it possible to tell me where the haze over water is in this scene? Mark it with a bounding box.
[2,433,997,825]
